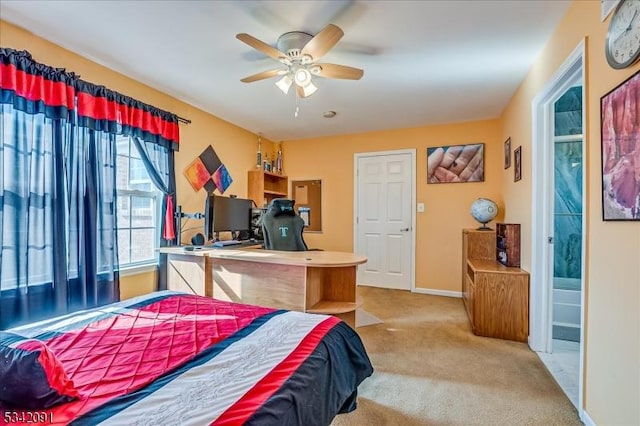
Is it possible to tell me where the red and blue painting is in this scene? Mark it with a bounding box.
[184,145,233,194]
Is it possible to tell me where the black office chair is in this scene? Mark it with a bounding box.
[261,198,308,251]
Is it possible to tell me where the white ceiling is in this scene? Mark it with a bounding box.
[0,0,571,141]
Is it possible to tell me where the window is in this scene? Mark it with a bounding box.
[116,135,161,267]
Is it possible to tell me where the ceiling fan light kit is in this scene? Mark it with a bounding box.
[294,68,312,86]
[275,75,293,94]
[300,81,318,97]
[236,24,364,101]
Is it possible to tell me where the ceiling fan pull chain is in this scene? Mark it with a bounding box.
[294,91,300,118]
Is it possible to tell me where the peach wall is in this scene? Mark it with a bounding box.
[283,120,502,293]
[499,1,640,424]
[120,270,156,300]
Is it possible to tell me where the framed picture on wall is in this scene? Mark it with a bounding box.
[426,143,484,183]
[514,146,522,182]
[504,137,512,169]
[600,70,639,221]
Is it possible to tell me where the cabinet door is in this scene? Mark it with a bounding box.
[472,271,528,341]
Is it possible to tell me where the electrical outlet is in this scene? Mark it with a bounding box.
[417,203,425,213]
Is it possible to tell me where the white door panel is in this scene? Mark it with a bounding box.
[356,152,413,290]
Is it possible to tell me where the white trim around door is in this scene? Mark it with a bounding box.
[531,38,586,419]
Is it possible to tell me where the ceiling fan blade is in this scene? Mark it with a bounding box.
[240,69,282,83]
[236,33,287,61]
[315,63,363,80]
[301,24,344,61]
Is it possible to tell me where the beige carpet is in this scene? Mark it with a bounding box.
[332,286,582,426]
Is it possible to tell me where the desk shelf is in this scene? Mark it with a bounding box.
[248,170,288,208]
[263,189,287,196]
[307,300,361,315]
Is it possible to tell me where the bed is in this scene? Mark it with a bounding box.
[0,291,373,425]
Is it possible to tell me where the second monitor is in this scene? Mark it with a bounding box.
[204,194,253,241]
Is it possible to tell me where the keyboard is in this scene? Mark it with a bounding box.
[213,240,242,247]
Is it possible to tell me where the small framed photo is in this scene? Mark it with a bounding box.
[514,146,522,182]
[504,137,511,169]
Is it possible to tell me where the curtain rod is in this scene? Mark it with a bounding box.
[178,116,191,125]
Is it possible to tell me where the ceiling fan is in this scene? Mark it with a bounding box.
[236,24,364,98]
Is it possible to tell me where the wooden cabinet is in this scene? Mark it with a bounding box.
[248,170,288,208]
[462,229,529,342]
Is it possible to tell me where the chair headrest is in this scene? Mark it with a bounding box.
[269,198,296,217]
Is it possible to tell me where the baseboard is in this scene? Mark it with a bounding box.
[581,409,596,426]
[412,287,462,298]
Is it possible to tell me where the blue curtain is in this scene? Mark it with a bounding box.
[131,136,176,290]
[64,124,120,311]
[0,105,61,325]
[0,105,120,329]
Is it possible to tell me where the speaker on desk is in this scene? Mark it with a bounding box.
[191,233,205,246]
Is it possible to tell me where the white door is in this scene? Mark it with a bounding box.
[355,151,414,290]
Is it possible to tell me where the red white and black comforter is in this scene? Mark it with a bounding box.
[2,291,373,425]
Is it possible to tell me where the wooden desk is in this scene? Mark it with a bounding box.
[159,247,368,327]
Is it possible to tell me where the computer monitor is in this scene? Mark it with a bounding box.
[204,194,252,241]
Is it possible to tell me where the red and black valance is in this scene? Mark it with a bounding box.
[0,48,180,150]
[0,48,76,120]
[75,80,180,151]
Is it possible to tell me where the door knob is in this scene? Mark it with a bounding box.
[400,228,410,232]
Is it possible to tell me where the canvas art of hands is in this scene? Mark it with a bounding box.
[427,143,484,183]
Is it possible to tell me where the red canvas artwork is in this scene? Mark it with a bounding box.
[184,157,211,191]
[601,71,640,220]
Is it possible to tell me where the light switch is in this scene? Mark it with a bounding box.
[417,203,425,213]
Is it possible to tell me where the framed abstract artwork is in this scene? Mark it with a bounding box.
[600,70,639,221]
[504,137,512,169]
[426,143,484,183]
[514,146,522,182]
[184,145,233,194]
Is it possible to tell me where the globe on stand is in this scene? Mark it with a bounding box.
[470,198,498,230]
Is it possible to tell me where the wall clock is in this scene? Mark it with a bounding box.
[605,0,640,69]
